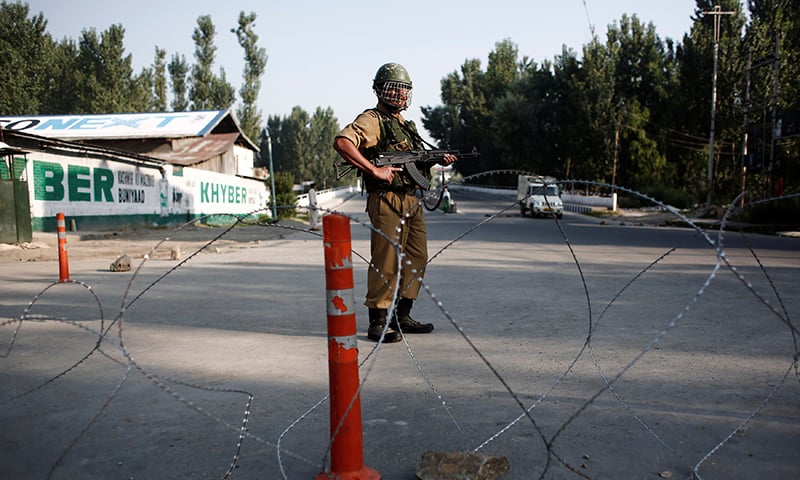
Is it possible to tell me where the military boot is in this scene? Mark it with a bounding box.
[390,298,434,334]
[367,308,401,343]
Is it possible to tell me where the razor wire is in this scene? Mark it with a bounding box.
[0,173,798,479]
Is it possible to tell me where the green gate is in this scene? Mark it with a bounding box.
[0,146,32,244]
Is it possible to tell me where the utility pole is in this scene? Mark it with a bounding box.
[769,33,781,197]
[612,126,619,193]
[704,5,735,208]
[741,48,752,207]
[611,99,624,194]
[265,128,277,221]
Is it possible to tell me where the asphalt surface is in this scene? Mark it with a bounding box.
[1,191,798,480]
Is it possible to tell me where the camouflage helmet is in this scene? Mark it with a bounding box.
[372,63,412,89]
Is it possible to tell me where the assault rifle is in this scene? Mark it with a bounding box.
[336,147,479,190]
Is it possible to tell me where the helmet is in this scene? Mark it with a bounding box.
[372,63,413,111]
[373,63,412,88]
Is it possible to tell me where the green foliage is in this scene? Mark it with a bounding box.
[0,4,168,116]
[671,0,747,202]
[74,25,136,113]
[152,47,168,111]
[743,0,800,198]
[168,53,190,111]
[266,106,344,189]
[0,1,56,114]
[233,11,268,144]
[421,4,798,203]
[2,5,267,142]
[272,171,297,219]
[189,15,235,111]
[4,1,797,205]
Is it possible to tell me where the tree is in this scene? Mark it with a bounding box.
[270,107,311,176]
[129,66,155,112]
[189,15,234,111]
[73,24,136,113]
[265,106,344,188]
[744,0,800,197]
[152,47,168,111]
[0,1,57,114]
[273,171,297,219]
[425,23,683,194]
[211,68,236,110]
[564,37,618,184]
[535,48,586,181]
[491,61,554,173]
[422,58,489,177]
[606,15,674,192]
[610,15,672,113]
[306,107,341,188]
[168,53,190,111]
[44,38,80,114]
[485,39,521,100]
[233,11,268,143]
[674,0,746,202]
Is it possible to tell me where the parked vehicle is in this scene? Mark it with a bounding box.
[517,175,563,219]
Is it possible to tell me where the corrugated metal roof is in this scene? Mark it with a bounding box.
[149,132,240,166]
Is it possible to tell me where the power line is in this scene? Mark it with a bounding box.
[581,0,595,38]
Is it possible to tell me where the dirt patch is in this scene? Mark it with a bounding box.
[602,207,689,226]
[0,220,309,264]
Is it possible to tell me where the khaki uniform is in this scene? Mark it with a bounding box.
[336,104,428,309]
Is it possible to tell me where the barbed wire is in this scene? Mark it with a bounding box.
[1,173,797,479]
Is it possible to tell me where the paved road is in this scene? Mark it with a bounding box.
[1,191,798,479]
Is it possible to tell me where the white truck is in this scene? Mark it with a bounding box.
[517,175,563,219]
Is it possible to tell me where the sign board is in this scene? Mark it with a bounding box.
[0,111,229,140]
[17,150,267,223]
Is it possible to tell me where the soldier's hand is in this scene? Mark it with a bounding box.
[374,165,403,183]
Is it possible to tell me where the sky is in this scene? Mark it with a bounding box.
[25,0,702,141]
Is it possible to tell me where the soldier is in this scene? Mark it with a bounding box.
[333,63,457,343]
